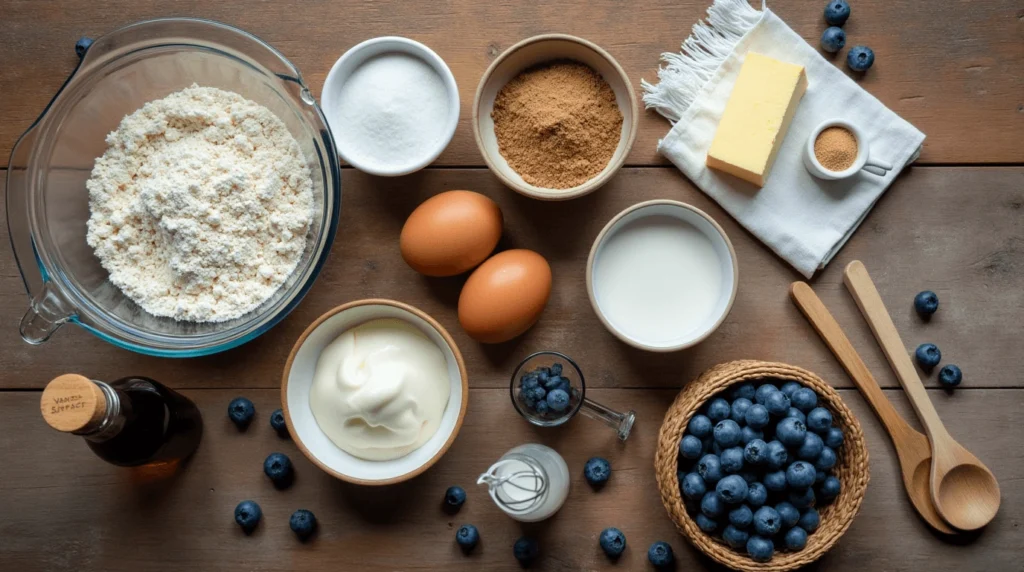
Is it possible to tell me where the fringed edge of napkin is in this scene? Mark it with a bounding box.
[641,0,765,123]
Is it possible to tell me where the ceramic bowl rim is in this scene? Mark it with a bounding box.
[281,298,469,485]
[471,33,639,201]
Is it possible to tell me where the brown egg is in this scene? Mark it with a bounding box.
[400,190,503,277]
[458,249,552,343]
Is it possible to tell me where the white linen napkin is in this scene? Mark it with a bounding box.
[642,0,925,278]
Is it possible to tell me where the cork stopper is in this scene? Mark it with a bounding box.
[40,374,107,433]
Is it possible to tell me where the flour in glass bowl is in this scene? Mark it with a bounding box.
[85,85,314,323]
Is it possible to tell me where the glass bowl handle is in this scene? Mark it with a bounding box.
[20,282,73,344]
[579,398,636,441]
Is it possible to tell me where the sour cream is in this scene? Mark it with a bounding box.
[309,318,450,461]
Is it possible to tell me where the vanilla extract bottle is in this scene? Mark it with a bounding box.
[41,373,202,467]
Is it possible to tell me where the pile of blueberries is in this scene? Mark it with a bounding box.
[677,380,844,563]
[517,362,578,419]
[818,0,875,73]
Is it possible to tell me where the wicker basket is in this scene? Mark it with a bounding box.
[655,360,869,571]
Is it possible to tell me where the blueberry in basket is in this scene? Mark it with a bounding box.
[676,380,845,563]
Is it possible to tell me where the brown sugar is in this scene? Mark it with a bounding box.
[491,61,623,189]
[814,127,858,171]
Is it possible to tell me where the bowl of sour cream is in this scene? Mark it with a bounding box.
[282,299,468,485]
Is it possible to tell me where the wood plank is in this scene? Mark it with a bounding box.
[1,167,1022,390]
[0,0,1021,167]
[0,387,1021,571]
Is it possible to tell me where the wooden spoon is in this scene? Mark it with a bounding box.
[790,282,954,534]
[843,260,1000,531]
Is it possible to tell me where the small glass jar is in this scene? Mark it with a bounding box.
[477,443,570,522]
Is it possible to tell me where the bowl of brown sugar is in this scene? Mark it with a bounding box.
[473,34,638,201]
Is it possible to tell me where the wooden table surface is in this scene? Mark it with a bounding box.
[1,1,1022,570]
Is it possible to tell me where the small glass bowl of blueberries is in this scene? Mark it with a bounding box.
[677,379,845,563]
[511,351,636,440]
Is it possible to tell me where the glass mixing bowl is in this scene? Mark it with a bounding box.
[6,18,341,357]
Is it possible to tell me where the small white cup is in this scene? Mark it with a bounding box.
[804,120,892,180]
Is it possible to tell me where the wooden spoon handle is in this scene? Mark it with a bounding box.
[789,282,916,439]
[843,261,950,442]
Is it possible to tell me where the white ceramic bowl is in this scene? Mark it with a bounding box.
[321,36,460,177]
[586,200,738,352]
[472,34,638,201]
[282,299,468,485]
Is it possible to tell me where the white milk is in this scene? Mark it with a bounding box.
[593,214,724,345]
[478,444,570,522]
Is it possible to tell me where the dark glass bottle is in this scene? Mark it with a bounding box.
[41,373,202,467]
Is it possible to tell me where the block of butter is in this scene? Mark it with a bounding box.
[706,52,807,187]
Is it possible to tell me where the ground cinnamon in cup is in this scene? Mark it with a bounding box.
[491,61,623,189]
[814,126,858,171]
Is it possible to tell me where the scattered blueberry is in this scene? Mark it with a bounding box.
[513,537,540,566]
[799,508,821,532]
[791,388,818,413]
[741,426,765,445]
[797,432,825,461]
[546,389,570,412]
[721,447,745,474]
[938,364,962,389]
[814,447,838,472]
[584,457,612,487]
[444,486,467,512]
[786,407,807,424]
[289,509,317,540]
[914,290,939,317]
[755,384,779,405]
[789,487,817,510]
[647,541,675,568]
[806,408,833,435]
[696,513,719,534]
[744,439,769,466]
[746,482,768,508]
[731,382,757,401]
[599,527,626,559]
[745,404,771,430]
[723,524,750,549]
[775,501,800,528]
[764,391,791,417]
[680,435,704,460]
[234,500,261,533]
[786,461,816,489]
[820,26,846,53]
[747,535,775,562]
[784,526,809,551]
[819,475,842,502]
[270,408,288,437]
[707,398,732,423]
[681,472,707,500]
[456,524,480,552]
[228,397,255,429]
[776,417,807,448]
[766,440,789,470]
[263,453,293,488]
[714,420,743,448]
[701,491,726,518]
[728,504,754,528]
[717,475,750,504]
[915,343,942,372]
[688,414,713,439]
[780,381,802,399]
[847,45,875,72]
[753,506,782,536]
[824,427,845,450]
[824,0,851,26]
[731,397,753,424]
[764,470,788,493]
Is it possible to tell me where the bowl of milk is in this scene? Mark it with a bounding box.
[586,200,738,352]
